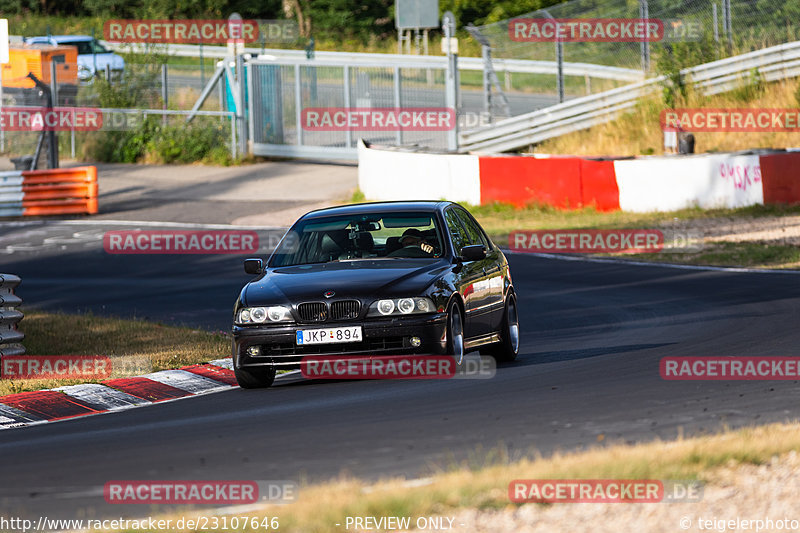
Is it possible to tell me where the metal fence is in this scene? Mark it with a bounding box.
[0,274,24,357]
[248,58,455,159]
[473,0,799,70]
[459,40,800,153]
[0,105,237,165]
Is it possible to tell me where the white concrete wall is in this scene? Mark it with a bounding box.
[357,140,481,205]
[614,153,763,212]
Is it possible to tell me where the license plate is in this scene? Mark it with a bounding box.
[296,326,362,345]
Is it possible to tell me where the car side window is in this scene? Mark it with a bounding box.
[444,209,469,254]
[454,209,490,248]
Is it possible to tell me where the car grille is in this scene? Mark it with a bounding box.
[297,300,360,322]
[330,300,361,320]
[297,302,328,322]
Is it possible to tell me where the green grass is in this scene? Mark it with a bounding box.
[2,310,230,395]
[625,242,800,269]
[466,202,800,270]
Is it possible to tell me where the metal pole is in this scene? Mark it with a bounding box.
[343,64,352,148]
[200,43,205,86]
[231,114,237,159]
[482,44,492,115]
[724,0,733,50]
[713,4,719,43]
[443,11,459,151]
[248,61,256,148]
[639,0,650,72]
[161,64,168,126]
[43,68,58,169]
[49,61,59,105]
[543,10,564,103]
[556,40,564,103]
[236,54,248,155]
[295,63,302,147]
[394,65,402,145]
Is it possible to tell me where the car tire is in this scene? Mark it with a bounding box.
[483,293,520,362]
[234,364,276,389]
[446,300,466,367]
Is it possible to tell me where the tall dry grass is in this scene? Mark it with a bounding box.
[535,78,800,157]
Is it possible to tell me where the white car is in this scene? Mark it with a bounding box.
[25,35,125,82]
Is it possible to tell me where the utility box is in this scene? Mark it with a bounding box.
[1,43,78,104]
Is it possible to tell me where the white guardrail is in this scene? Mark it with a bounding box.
[100,41,644,82]
[459,40,800,153]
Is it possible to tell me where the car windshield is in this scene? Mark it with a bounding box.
[269,211,444,267]
[60,40,109,54]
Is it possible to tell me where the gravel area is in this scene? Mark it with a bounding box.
[659,215,800,246]
[410,451,800,533]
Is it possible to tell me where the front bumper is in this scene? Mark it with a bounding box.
[232,313,448,369]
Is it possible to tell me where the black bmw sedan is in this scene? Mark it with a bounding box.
[231,201,519,388]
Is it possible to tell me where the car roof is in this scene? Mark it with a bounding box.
[300,201,455,220]
[27,35,93,42]
[50,35,93,41]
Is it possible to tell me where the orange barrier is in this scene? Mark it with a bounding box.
[0,166,99,217]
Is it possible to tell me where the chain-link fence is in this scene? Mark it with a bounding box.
[474,0,798,71]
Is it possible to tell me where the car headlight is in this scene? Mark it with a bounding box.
[238,306,292,324]
[368,297,435,317]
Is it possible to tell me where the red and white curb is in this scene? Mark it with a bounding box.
[0,358,240,430]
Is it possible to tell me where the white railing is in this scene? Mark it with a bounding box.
[101,41,644,81]
[459,40,800,153]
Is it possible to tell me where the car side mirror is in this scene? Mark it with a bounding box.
[460,245,486,262]
[244,258,263,275]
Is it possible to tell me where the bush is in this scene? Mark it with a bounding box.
[146,119,231,164]
[81,61,233,165]
[83,116,232,165]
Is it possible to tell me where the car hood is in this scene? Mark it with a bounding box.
[243,259,450,305]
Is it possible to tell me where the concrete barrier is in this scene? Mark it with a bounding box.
[357,142,800,212]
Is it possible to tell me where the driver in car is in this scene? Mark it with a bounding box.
[390,228,434,256]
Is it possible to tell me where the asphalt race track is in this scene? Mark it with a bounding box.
[2,221,800,519]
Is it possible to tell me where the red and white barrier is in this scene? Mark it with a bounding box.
[0,166,98,217]
[357,141,800,211]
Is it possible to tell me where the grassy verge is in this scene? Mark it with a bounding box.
[2,310,229,395]
[466,202,800,269]
[534,79,800,157]
[137,422,800,532]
